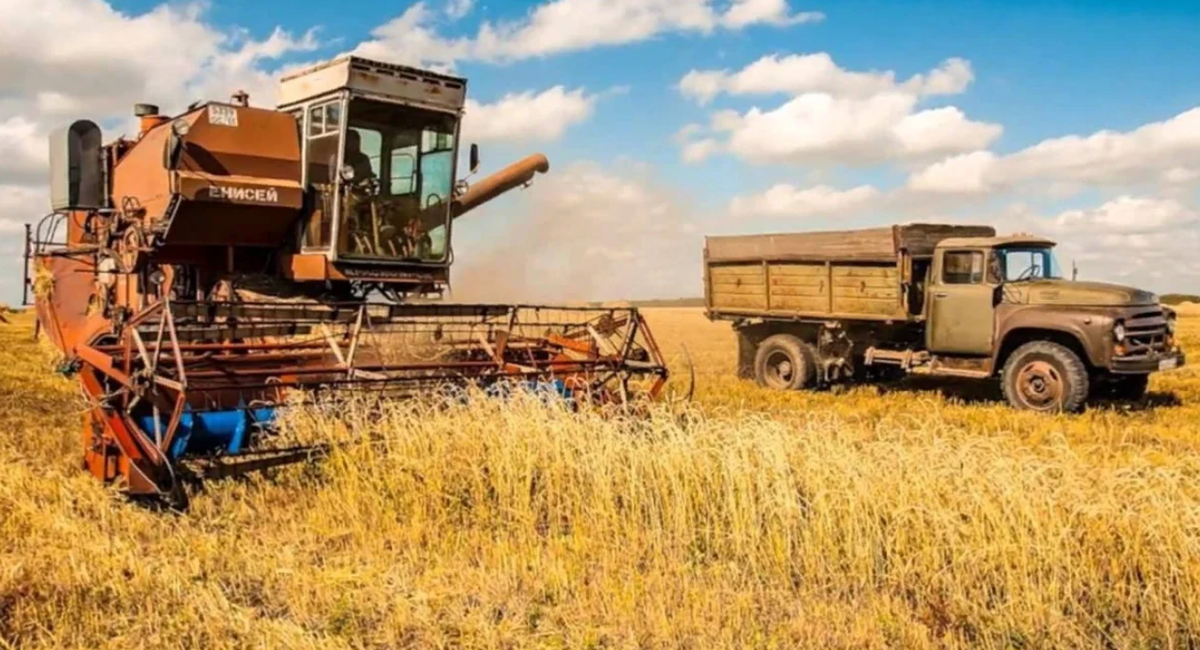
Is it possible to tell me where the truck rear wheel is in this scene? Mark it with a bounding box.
[754,334,817,390]
[1001,341,1089,413]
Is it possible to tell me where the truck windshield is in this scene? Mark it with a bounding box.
[994,246,1063,282]
[337,97,456,263]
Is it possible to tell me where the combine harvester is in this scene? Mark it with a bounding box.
[23,56,668,506]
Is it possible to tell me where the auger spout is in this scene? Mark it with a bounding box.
[452,154,550,220]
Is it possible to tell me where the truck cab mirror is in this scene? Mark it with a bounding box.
[469,143,480,174]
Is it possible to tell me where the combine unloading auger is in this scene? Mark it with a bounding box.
[24,55,669,506]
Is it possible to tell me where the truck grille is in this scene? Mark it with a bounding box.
[1123,308,1169,356]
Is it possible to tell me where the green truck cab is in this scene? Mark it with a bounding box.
[704,224,1185,413]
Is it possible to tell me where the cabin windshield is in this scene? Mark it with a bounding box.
[992,246,1064,282]
[337,97,457,263]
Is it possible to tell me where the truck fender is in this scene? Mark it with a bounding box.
[992,309,1112,371]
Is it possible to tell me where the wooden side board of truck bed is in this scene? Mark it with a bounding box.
[705,223,996,322]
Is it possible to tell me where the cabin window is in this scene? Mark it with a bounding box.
[943,251,984,285]
[335,96,457,263]
[303,99,343,249]
[996,247,1063,282]
[389,141,417,195]
[308,101,340,138]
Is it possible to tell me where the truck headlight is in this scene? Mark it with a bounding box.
[1167,313,1177,334]
[1113,321,1126,342]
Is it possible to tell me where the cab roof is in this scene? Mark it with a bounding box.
[277,55,468,113]
[939,234,1057,249]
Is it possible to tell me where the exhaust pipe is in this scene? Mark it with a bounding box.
[452,154,550,220]
[135,104,167,138]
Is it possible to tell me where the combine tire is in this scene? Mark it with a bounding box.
[754,334,817,390]
[1002,341,1089,413]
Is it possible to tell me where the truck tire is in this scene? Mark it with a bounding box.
[754,334,817,390]
[1001,341,1089,413]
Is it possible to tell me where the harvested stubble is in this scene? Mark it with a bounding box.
[1,308,1199,649]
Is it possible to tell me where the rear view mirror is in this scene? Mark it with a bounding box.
[469,143,480,173]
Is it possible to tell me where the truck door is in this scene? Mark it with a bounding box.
[927,248,996,355]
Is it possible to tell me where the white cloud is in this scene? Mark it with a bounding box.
[673,123,704,143]
[909,106,1200,196]
[187,26,321,108]
[679,54,973,104]
[0,185,46,224]
[906,150,998,193]
[462,86,597,143]
[357,0,822,68]
[675,53,996,167]
[353,3,471,72]
[681,138,721,163]
[721,0,824,28]
[730,183,880,218]
[0,117,47,184]
[0,0,317,121]
[912,57,975,96]
[446,0,475,20]
[1164,167,1200,185]
[677,71,728,105]
[354,10,601,143]
[712,92,1000,166]
[891,106,1000,158]
[1009,108,1200,186]
[1047,196,1198,236]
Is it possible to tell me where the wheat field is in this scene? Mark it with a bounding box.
[2,306,1199,649]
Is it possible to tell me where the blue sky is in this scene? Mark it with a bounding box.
[3,0,1200,303]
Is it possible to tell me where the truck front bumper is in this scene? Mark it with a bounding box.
[1110,348,1186,374]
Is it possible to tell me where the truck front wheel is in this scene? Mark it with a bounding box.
[1001,341,1089,413]
[754,334,817,390]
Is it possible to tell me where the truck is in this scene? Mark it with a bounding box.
[703,224,1186,412]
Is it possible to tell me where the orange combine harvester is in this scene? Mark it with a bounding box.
[23,56,668,507]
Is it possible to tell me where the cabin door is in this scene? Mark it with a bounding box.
[927,249,996,355]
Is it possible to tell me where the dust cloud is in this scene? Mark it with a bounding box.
[448,161,705,304]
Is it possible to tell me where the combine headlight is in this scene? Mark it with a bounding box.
[339,164,356,182]
[1113,321,1126,342]
[171,119,190,137]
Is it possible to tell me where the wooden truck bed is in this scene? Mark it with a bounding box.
[704,223,995,322]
